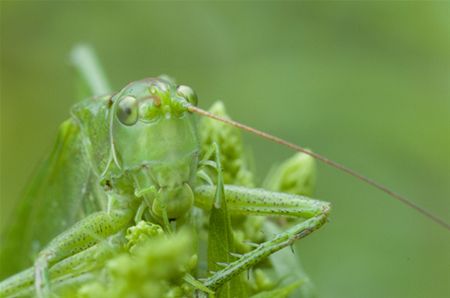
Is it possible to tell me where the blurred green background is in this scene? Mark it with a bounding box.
[1,2,449,297]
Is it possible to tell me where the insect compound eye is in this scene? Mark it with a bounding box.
[176,85,198,106]
[116,96,139,126]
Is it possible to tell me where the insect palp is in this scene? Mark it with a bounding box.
[134,185,157,198]
[196,170,214,186]
[199,160,217,170]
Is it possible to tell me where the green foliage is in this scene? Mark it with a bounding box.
[199,101,254,187]
[125,221,164,254]
[264,153,316,197]
[250,280,304,298]
[77,227,196,298]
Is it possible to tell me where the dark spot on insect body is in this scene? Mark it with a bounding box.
[107,98,114,108]
[103,180,112,191]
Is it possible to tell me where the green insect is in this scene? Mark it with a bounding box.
[0,46,448,298]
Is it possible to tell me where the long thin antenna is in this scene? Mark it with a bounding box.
[187,105,450,231]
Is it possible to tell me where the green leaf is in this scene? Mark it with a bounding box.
[249,280,304,298]
[207,143,247,298]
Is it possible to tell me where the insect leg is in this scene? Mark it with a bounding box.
[194,185,330,291]
[196,185,330,220]
[34,207,132,298]
[0,232,123,297]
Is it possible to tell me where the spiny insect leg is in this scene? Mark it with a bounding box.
[204,215,328,290]
[194,184,330,291]
[33,208,132,298]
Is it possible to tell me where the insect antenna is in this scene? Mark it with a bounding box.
[187,104,450,231]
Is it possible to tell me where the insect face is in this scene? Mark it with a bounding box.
[111,78,200,219]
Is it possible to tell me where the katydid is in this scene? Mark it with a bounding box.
[0,46,448,298]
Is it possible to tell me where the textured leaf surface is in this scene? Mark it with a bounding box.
[207,144,246,298]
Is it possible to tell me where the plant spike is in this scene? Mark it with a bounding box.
[186,104,450,232]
